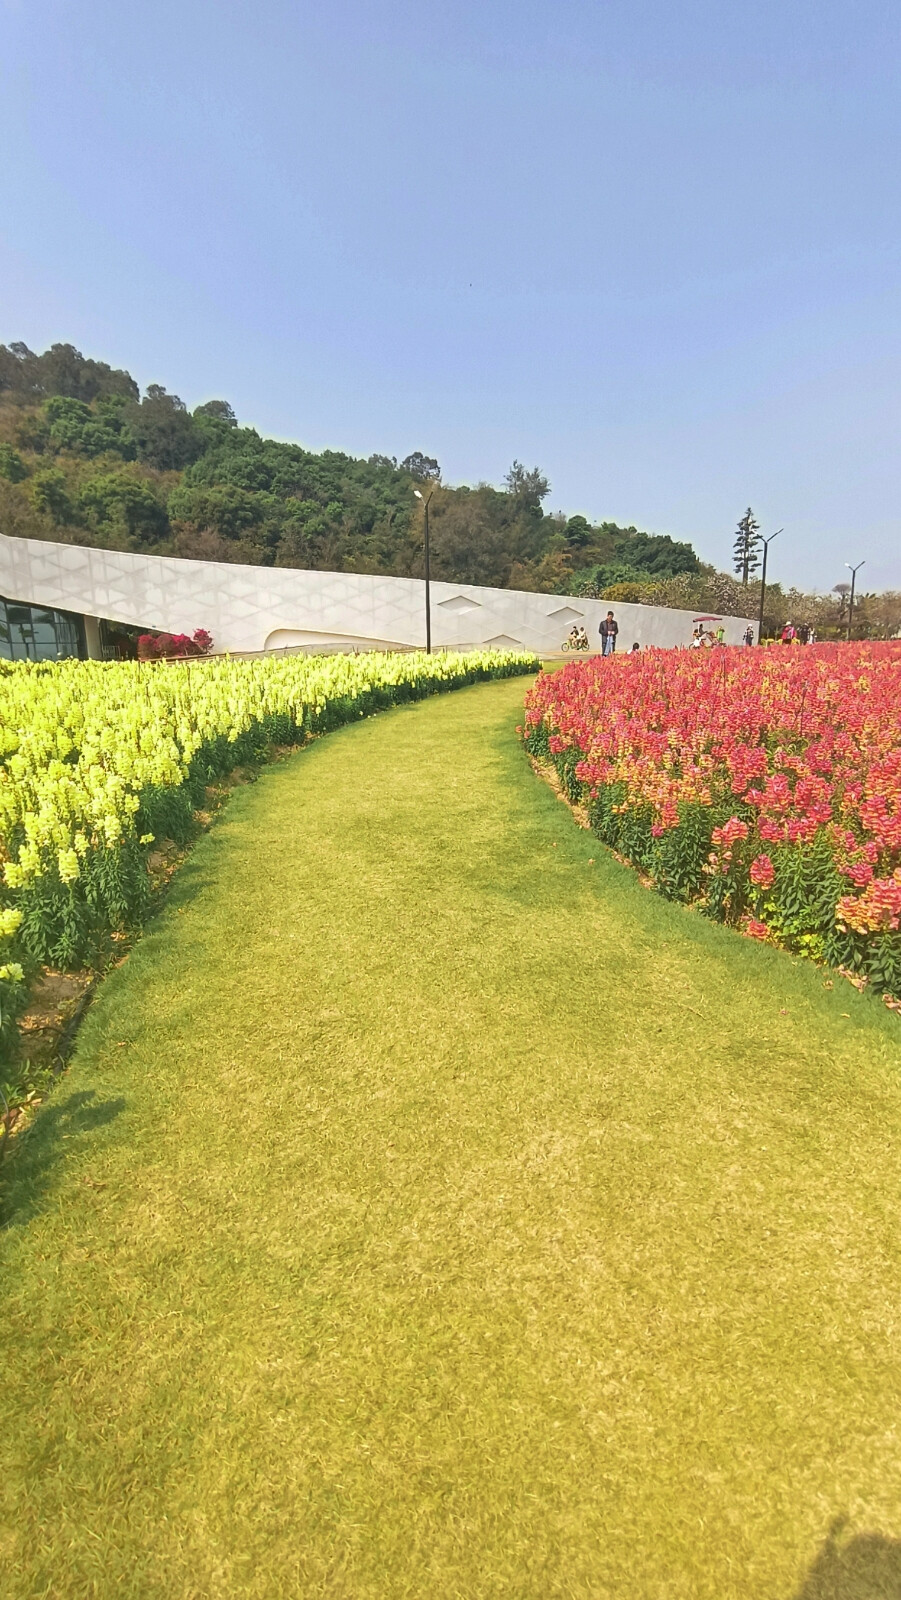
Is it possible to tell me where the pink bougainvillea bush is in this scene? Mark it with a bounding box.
[522,643,901,992]
[137,628,214,660]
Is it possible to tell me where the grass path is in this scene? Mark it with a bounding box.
[3,678,901,1598]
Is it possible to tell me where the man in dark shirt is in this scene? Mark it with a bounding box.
[599,611,619,656]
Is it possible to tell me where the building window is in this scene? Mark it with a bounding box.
[0,597,86,662]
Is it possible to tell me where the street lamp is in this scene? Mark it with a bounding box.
[757,528,783,643]
[845,561,865,642]
[413,485,435,653]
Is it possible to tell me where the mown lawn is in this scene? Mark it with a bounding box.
[2,677,901,1599]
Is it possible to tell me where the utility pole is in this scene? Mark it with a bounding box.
[413,486,435,653]
[757,528,782,643]
[845,561,865,643]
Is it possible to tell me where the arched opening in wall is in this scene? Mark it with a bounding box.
[264,628,405,653]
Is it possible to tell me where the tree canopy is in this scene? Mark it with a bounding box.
[0,338,706,594]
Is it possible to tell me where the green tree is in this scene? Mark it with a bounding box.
[0,443,27,483]
[0,341,138,402]
[30,467,75,522]
[609,528,700,578]
[78,471,168,545]
[43,396,135,459]
[0,337,723,593]
[168,482,272,545]
[504,461,550,512]
[563,515,592,549]
[192,400,239,450]
[733,507,761,584]
[401,451,440,482]
[194,400,237,428]
[427,484,547,587]
[38,343,138,402]
[126,387,204,471]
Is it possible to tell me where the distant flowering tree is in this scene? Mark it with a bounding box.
[137,628,214,660]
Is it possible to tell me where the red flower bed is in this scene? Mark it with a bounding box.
[522,643,901,993]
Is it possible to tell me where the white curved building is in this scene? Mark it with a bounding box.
[0,530,757,660]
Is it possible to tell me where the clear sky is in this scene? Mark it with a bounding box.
[1,0,899,590]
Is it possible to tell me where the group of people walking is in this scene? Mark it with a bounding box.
[780,621,816,644]
[562,608,819,656]
[561,610,824,657]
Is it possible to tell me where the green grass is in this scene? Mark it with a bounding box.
[3,677,901,1599]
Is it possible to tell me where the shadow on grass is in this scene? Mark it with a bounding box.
[793,1518,901,1598]
[1,1089,126,1231]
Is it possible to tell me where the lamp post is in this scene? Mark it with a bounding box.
[757,527,782,643]
[845,561,865,642]
[413,485,435,653]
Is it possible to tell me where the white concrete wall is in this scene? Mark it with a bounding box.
[0,531,758,656]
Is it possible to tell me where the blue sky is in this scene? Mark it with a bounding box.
[1,0,899,590]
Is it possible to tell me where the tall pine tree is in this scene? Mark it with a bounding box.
[733,507,761,584]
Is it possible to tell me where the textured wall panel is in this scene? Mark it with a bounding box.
[0,533,758,654]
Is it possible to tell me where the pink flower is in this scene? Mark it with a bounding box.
[749,854,775,888]
[711,817,749,848]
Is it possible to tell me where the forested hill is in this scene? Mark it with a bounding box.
[0,341,701,595]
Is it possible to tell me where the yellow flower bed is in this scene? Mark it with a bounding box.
[0,648,536,1054]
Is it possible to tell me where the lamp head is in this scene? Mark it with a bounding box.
[413,489,423,500]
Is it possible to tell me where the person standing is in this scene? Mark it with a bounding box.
[743,625,754,646]
[599,611,619,656]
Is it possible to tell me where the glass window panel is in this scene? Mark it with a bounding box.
[29,608,59,661]
[0,602,85,661]
[7,604,35,661]
[55,612,84,660]
[56,614,73,658]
